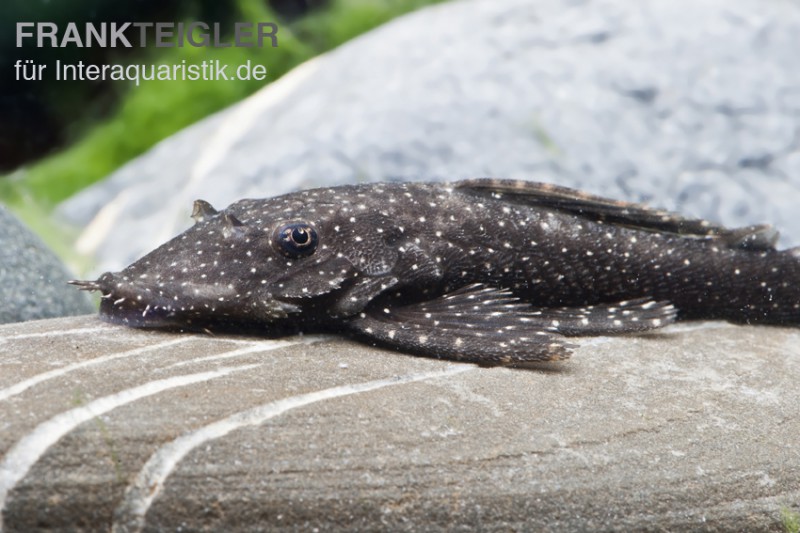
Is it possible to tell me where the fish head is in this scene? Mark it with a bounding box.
[71,189,410,332]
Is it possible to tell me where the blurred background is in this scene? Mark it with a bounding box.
[1,0,444,265]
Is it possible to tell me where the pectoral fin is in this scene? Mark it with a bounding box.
[347,284,576,365]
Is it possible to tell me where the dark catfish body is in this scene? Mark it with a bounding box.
[72,179,800,364]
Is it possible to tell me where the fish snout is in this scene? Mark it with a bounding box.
[69,272,187,328]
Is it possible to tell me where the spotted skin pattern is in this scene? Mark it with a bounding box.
[72,179,800,365]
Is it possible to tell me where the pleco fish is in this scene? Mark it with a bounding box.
[71,180,800,365]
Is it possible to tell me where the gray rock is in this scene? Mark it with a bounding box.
[0,205,93,323]
[1,316,798,531]
[59,0,800,275]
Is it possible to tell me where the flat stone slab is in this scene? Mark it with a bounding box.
[1,316,798,531]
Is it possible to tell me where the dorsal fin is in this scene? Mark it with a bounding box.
[721,224,779,250]
[456,179,777,249]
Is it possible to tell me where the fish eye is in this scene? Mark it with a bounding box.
[273,222,318,258]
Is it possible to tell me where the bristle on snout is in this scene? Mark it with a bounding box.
[67,279,103,292]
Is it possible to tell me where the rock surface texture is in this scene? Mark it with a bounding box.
[0,316,798,531]
[0,205,93,324]
[59,0,800,274]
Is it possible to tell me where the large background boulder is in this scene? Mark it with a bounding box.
[0,205,92,323]
[59,0,800,274]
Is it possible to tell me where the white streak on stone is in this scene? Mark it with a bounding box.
[0,364,259,528]
[112,365,475,533]
[0,326,109,343]
[0,338,191,402]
